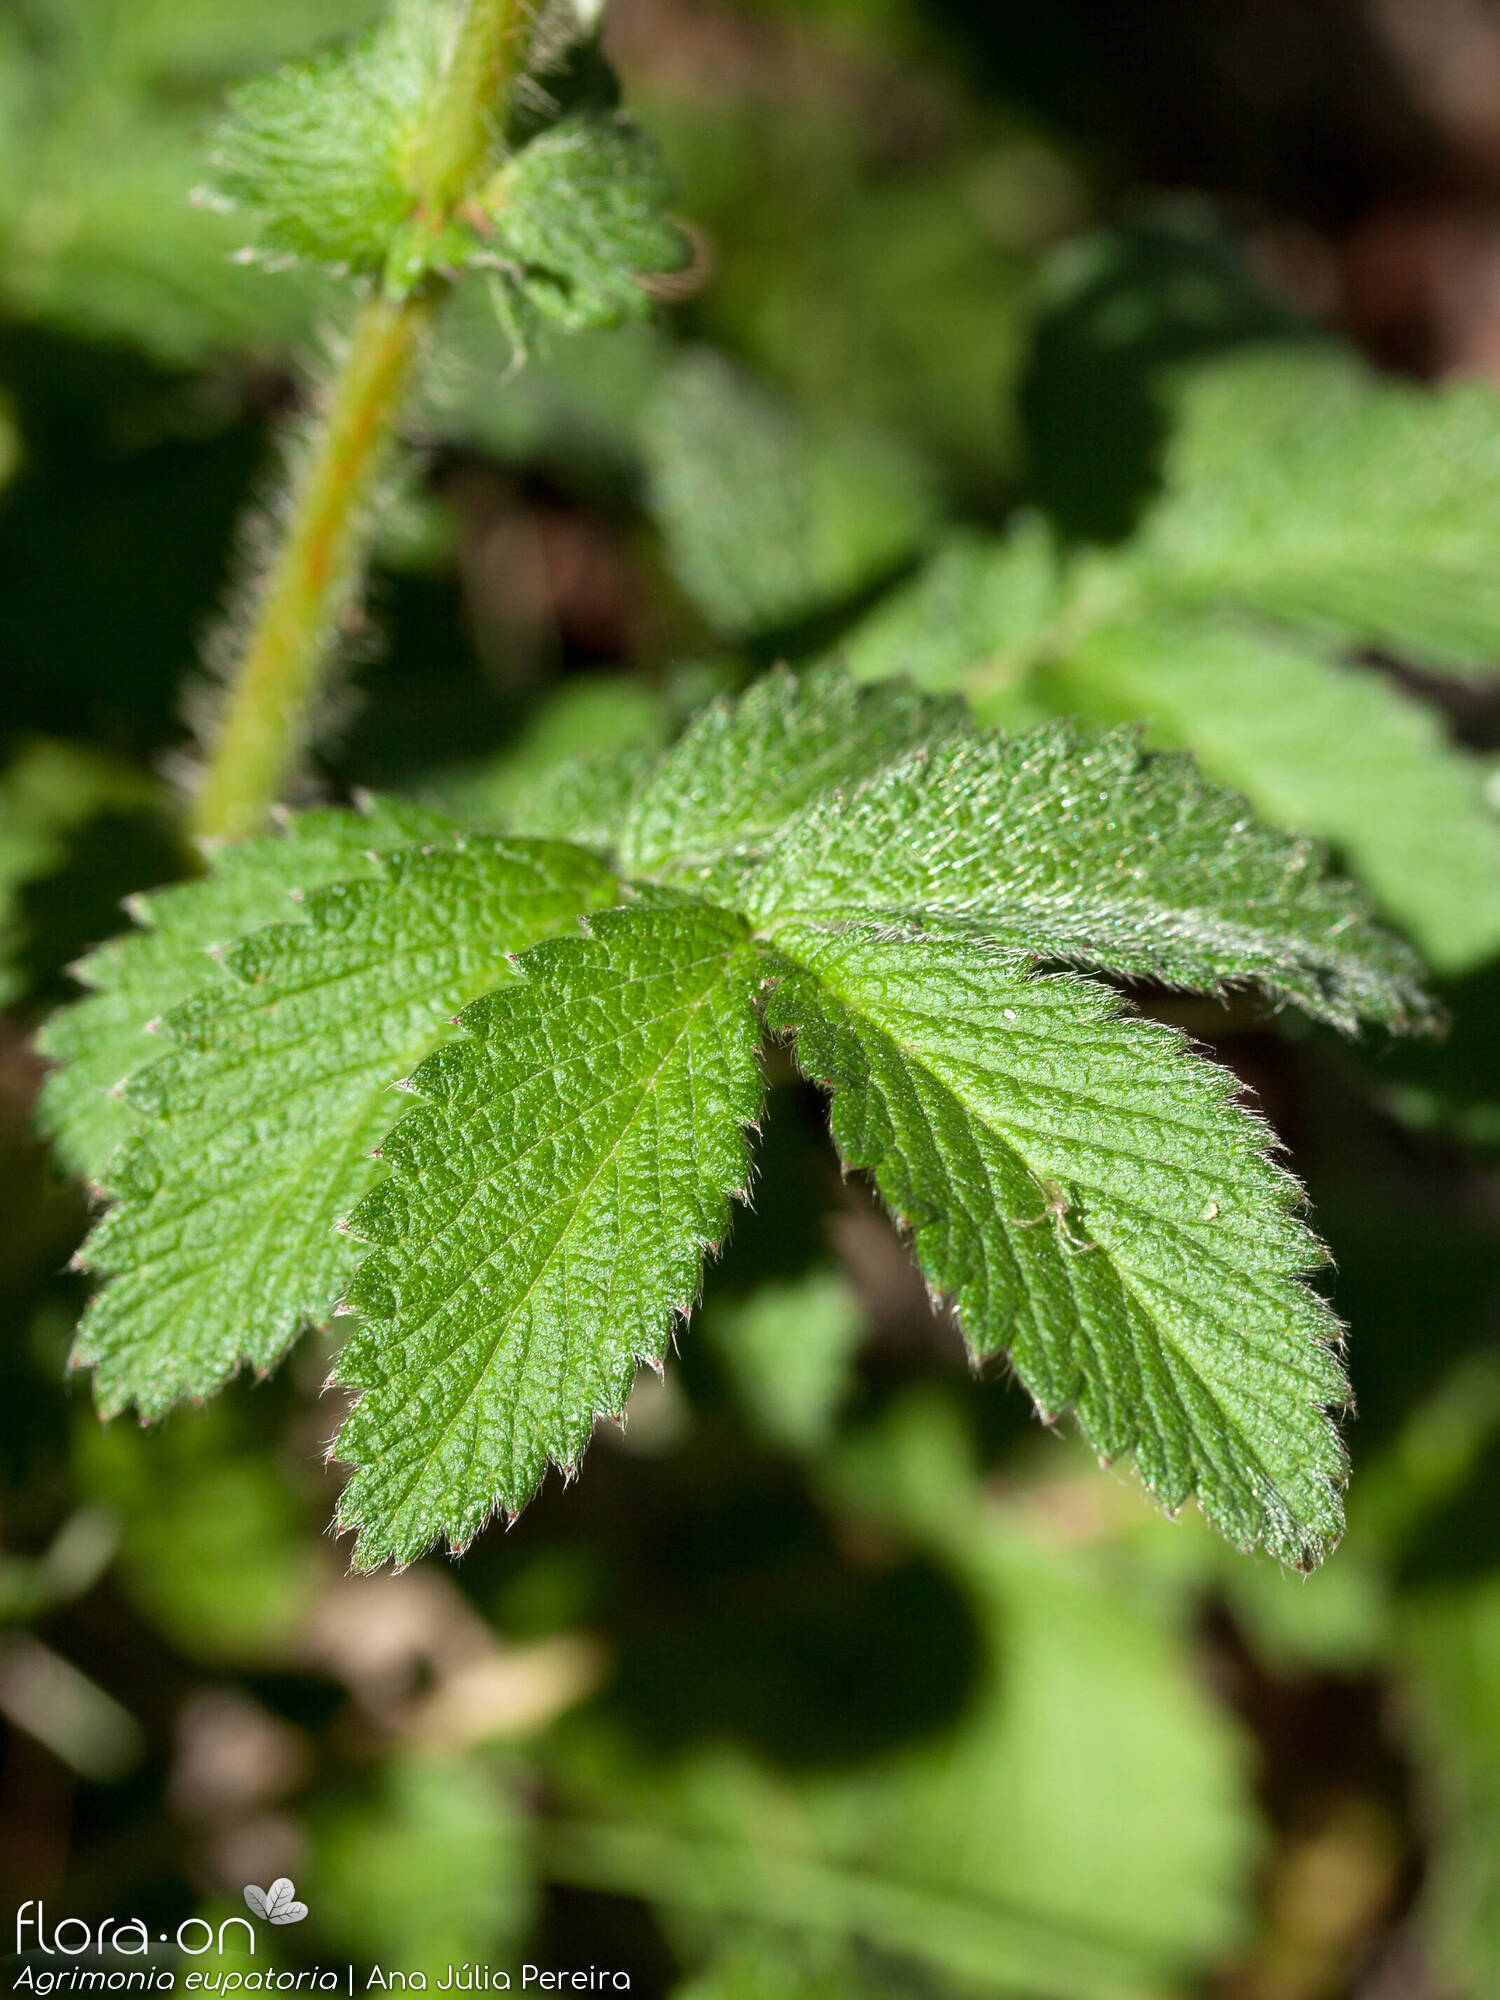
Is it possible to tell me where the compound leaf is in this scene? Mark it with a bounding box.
[616,663,969,890]
[38,799,453,1182]
[1045,615,1500,976]
[41,667,1437,1568]
[73,835,615,1418]
[768,926,1348,1566]
[747,723,1432,1035]
[333,902,764,1567]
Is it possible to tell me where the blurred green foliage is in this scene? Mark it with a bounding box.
[641,350,941,636]
[309,1752,534,1976]
[3,2,1500,1998]
[704,1271,864,1453]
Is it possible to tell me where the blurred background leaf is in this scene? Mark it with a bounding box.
[308,1751,533,1977]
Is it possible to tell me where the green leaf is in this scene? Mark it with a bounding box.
[333,903,765,1566]
[0,740,154,1009]
[311,1753,532,1977]
[47,671,1433,1570]
[213,22,685,304]
[546,1399,1255,1998]
[423,674,672,848]
[1403,1577,1500,1994]
[820,1396,1258,1977]
[641,351,941,637]
[708,1270,865,1453]
[839,522,1062,721]
[209,0,445,273]
[72,835,615,1419]
[75,1395,320,1661]
[479,113,689,340]
[0,6,338,366]
[669,1939,869,2000]
[503,746,663,851]
[747,722,1431,1034]
[1044,615,1500,975]
[767,928,1349,1566]
[1134,344,1500,674]
[616,662,969,890]
[38,799,453,1183]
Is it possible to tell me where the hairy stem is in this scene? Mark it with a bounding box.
[409,0,529,213]
[194,292,428,843]
[193,0,530,844]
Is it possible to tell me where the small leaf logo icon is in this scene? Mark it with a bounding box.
[243,1879,309,1925]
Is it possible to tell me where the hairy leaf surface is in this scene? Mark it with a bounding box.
[333,903,764,1566]
[1046,616,1500,974]
[768,927,1348,1565]
[74,836,614,1417]
[616,664,968,889]
[211,0,444,272]
[748,724,1432,1033]
[41,672,1438,1568]
[481,114,689,339]
[38,800,453,1181]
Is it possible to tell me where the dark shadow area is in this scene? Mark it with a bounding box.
[1019,209,1308,541]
